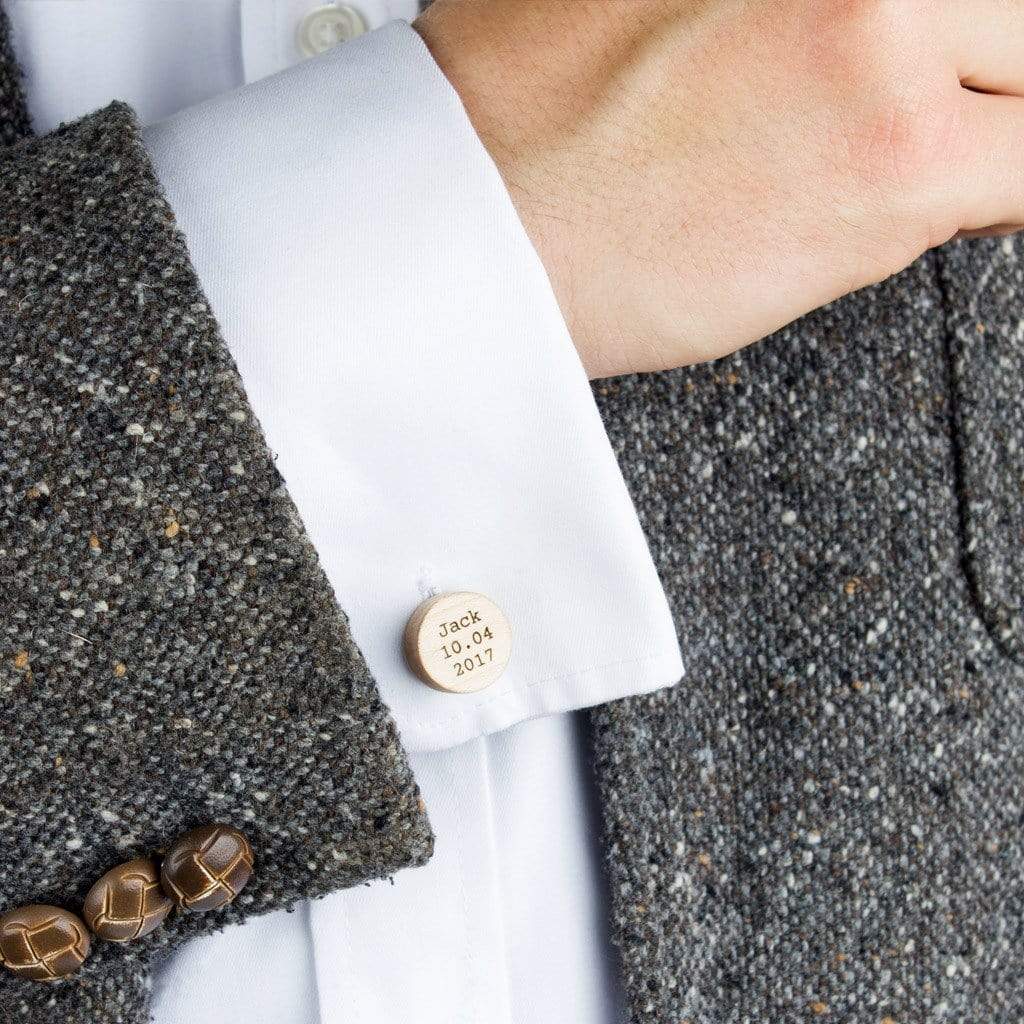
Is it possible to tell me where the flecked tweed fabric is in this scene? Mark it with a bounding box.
[591,240,1024,1023]
[4,9,1024,1024]
[0,66,430,1024]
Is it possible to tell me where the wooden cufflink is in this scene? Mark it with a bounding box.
[403,592,512,694]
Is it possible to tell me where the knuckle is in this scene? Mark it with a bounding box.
[858,91,944,186]
[801,0,954,192]
[788,0,960,258]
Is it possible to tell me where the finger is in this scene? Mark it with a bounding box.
[942,0,1024,96]
[954,90,1024,231]
[955,224,1024,240]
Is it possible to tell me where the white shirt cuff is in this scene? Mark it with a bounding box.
[142,21,683,753]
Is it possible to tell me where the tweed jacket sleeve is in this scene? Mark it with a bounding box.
[0,39,431,1024]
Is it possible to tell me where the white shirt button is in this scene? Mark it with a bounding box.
[297,4,368,57]
[403,592,513,694]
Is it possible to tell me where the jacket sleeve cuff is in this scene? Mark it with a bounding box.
[0,100,431,1018]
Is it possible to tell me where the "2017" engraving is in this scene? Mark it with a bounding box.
[452,648,494,677]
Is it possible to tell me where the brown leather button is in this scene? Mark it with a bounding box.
[160,824,254,912]
[0,905,90,981]
[83,858,173,942]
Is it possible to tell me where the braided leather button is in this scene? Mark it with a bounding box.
[83,858,173,942]
[0,905,90,981]
[160,824,254,912]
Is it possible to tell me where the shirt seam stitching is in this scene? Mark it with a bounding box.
[409,649,684,736]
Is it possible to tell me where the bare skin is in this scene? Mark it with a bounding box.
[416,0,1024,378]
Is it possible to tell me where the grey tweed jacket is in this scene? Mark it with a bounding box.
[1,11,1022,1024]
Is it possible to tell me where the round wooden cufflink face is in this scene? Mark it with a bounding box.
[0,905,90,981]
[403,592,512,694]
[83,858,173,942]
[160,824,254,912]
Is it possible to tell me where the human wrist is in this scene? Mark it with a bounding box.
[414,0,617,376]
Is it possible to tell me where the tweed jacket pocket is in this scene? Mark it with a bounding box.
[0,102,432,1023]
[938,236,1024,663]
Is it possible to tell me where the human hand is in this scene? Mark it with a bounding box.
[417,0,1024,377]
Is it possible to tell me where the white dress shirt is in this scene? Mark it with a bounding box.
[8,3,684,1021]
